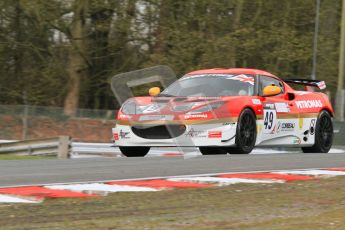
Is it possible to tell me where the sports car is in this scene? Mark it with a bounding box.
[112,68,333,157]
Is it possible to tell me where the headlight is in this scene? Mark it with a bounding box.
[121,100,137,115]
[186,102,224,114]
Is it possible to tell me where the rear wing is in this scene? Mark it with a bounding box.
[284,79,326,90]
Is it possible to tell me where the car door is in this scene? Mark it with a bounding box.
[258,75,298,146]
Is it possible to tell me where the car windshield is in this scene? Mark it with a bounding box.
[161,74,255,97]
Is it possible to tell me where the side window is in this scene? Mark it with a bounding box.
[259,75,284,96]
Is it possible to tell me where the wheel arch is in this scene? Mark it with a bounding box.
[320,107,334,117]
[241,106,257,119]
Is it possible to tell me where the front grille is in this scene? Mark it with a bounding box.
[132,125,186,139]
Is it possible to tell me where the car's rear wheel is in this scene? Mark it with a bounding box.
[119,147,150,157]
[302,110,333,153]
[199,147,227,155]
[227,108,257,154]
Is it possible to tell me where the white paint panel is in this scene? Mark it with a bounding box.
[46,183,158,193]
[276,170,345,176]
[0,194,39,203]
[169,177,283,185]
[275,103,290,112]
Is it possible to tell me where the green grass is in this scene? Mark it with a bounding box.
[0,154,55,160]
[0,176,344,229]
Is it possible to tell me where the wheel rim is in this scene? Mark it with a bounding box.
[239,113,256,148]
[319,115,333,148]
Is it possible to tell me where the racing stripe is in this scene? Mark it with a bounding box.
[276,113,318,119]
[116,117,239,126]
[116,113,318,125]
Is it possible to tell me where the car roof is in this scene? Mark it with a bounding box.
[186,68,278,78]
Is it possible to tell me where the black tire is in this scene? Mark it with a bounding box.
[302,110,333,153]
[199,147,227,155]
[227,108,257,154]
[119,147,150,157]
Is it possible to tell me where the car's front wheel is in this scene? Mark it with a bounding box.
[119,147,150,157]
[227,108,257,154]
[302,110,333,153]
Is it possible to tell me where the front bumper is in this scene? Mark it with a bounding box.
[112,122,237,147]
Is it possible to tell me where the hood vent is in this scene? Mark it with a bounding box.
[173,97,188,102]
[151,99,170,103]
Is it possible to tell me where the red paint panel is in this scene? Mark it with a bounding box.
[326,168,345,172]
[161,153,182,156]
[0,186,94,198]
[208,131,222,138]
[108,179,213,189]
[218,173,315,182]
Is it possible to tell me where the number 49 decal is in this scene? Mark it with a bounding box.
[263,108,277,134]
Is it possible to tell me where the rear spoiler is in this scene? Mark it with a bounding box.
[284,79,326,90]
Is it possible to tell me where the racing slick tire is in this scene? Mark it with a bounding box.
[199,147,227,155]
[227,108,257,154]
[119,147,150,157]
[302,110,333,153]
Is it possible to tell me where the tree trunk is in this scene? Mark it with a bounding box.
[230,0,244,67]
[64,1,87,116]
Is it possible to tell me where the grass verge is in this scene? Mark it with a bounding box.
[0,176,344,229]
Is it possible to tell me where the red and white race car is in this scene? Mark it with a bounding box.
[113,68,333,157]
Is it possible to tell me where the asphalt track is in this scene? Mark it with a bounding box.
[0,152,344,187]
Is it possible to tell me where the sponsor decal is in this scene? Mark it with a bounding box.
[293,137,301,144]
[113,133,119,141]
[295,100,323,109]
[223,122,236,126]
[277,122,295,132]
[119,114,132,119]
[184,113,208,119]
[228,74,254,85]
[295,91,311,96]
[274,103,290,113]
[185,128,206,138]
[119,130,130,139]
[263,103,275,110]
[139,115,174,121]
[252,99,262,105]
[282,123,295,129]
[208,131,222,138]
[263,103,277,134]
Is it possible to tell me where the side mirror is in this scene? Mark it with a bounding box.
[149,87,161,96]
[263,86,282,97]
